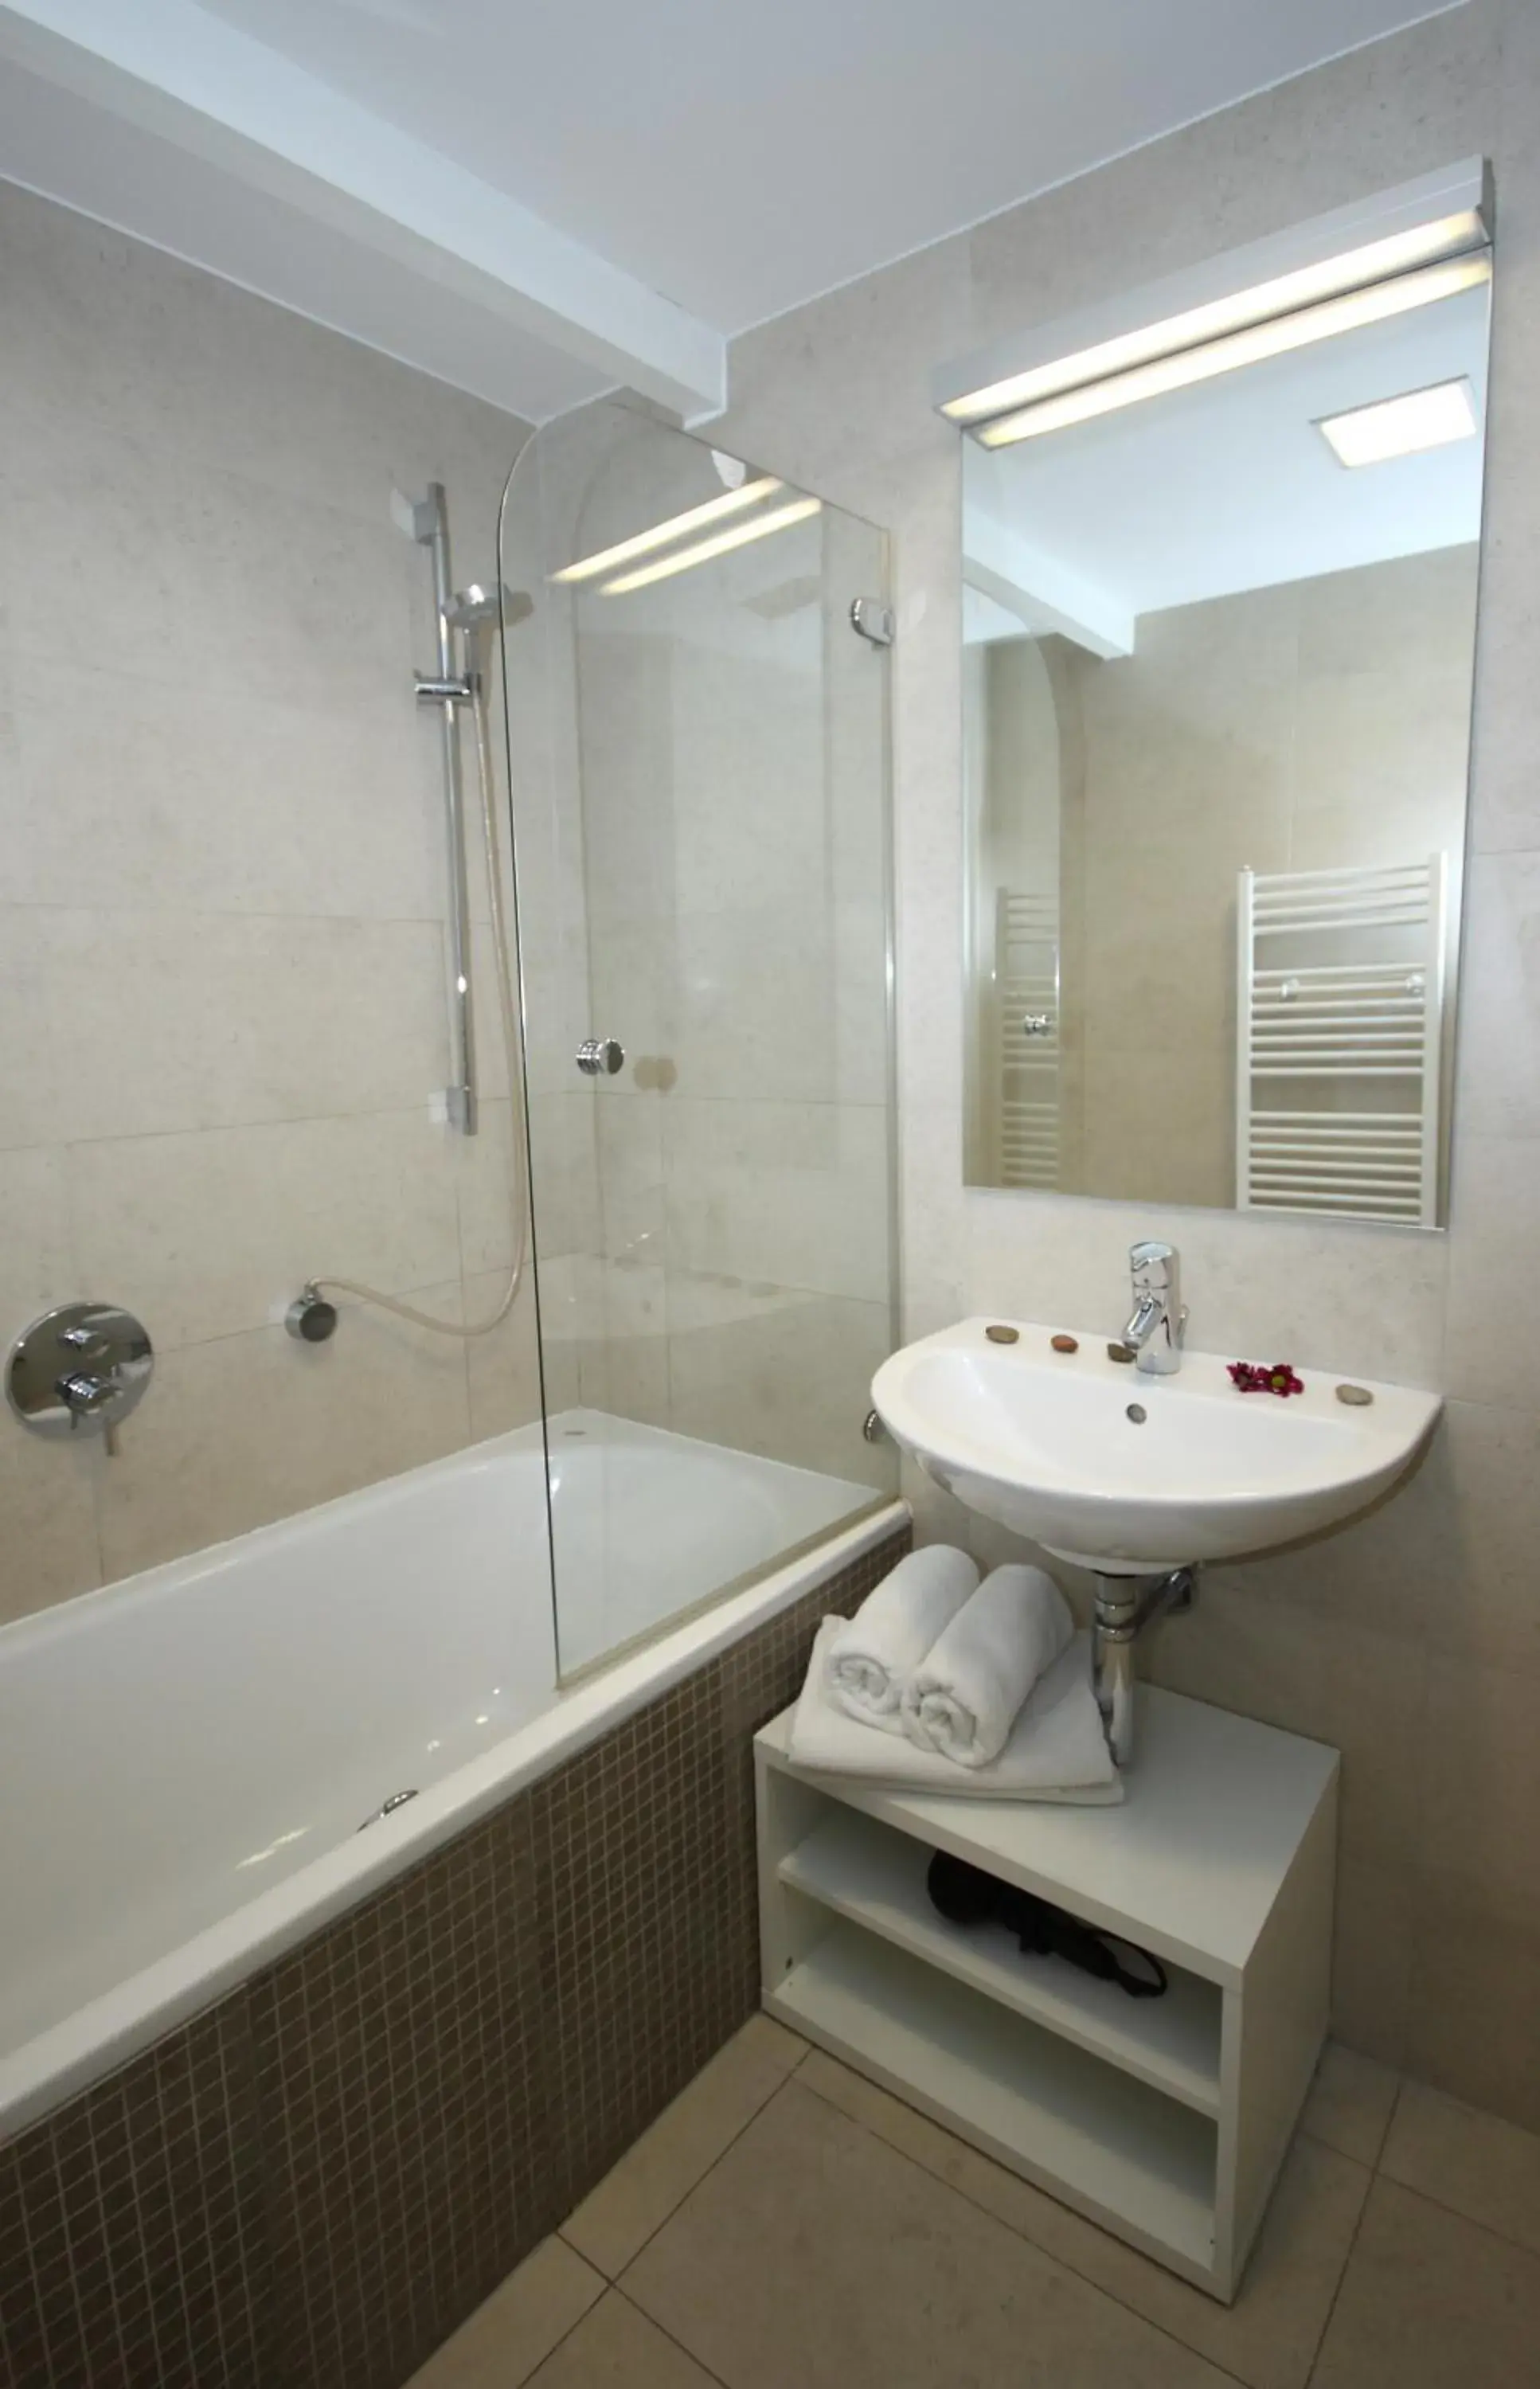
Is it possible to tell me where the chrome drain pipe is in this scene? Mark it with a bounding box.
[1091,1566,1197,1768]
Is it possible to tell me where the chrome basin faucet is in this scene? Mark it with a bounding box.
[1123,1241,1186,1376]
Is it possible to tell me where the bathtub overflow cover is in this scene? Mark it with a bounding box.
[357,1788,420,1833]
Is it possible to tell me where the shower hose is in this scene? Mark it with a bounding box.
[310,655,530,1339]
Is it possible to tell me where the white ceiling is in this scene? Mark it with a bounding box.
[192,0,1460,330]
[964,279,1489,639]
[0,0,1463,421]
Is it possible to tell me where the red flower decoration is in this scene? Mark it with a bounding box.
[1228,1361,1304,1397]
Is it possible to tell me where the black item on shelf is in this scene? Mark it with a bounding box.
[927,1849,1168,2000]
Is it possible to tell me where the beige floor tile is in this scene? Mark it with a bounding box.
[798,2050,1365,2389]
[406,2237,604,2388]
[561,2016,805,2278]
[1300,2041,1401,2166]
[1312,2177,1540,2388]
[526,2292,719,2387]
[623,2078,1232,2389]
[1382,2081,1540,2257]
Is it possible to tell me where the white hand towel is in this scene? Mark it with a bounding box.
[824,1546,979,1734]
[901,1564,1073,1769]
[790,1620,1120,1801]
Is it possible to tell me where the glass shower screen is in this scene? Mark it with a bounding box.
[496,400,897,1680]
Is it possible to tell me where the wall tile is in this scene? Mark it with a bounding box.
[1421,1655,1540,1913]
[4,909,451,1150]
[1405,1869,1540,2135]
[1147,1575,1425,1869]
[1444,1132,1540,1408]
[96,1289,472,1582]
[1452,853,1540,1137]
[460,1094,573,1278]
[0,395,415,712]
[1421,1398,1540,1675]
[662,1099,891,1305]
[664,1275,894,1488]
[67,1110,463,1350]
[898,1098,966,1339]
[594,1092,665,1267]
[1330,1857,1416,2072]
[0,186,544,1621]
[0,182,529,535]
[464,1273,544,1441]
[964,1192,1448,1386]
[596,1256,670,1426]
[3,657,444,922]
[0,1145,75,1331]
[0,1429,101,1625]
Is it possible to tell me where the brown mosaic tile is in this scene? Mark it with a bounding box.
[251,1797,553,2389]
[0,1990,270,2389]
[0,1525,910,2389]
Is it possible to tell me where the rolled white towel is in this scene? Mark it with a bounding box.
[824,1546,979,1734]
[791,1621,1119,1799]
[901,1563,1073,1769]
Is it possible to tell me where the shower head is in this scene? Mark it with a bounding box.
[445,582,533,634]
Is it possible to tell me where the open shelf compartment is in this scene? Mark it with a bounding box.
[776,1911,1218,2275]
[779,1802,1223,2116]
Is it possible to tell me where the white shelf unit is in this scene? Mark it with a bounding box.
[756,1687,1337,2303]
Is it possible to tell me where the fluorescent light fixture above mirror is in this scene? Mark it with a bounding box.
[944,213,1485,426]
[936,159,1491,450]
[600,497,822,593]
[552,475,783,583]
[1316,375,1478,467]
[975,253,1491,448]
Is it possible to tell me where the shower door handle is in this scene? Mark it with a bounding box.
[576,1038,625,1077]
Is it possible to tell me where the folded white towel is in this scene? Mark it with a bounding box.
[790,1619,1120,1801]
[901,1564,1073,1770]
[824,1546,979,1735]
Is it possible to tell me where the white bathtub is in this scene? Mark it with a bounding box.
[0,1408,901,2141]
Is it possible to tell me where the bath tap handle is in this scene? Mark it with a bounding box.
[58,1323,111,1357]
[9,1302,154,1456]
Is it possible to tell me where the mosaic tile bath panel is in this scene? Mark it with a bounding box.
[0,1526,910,2389]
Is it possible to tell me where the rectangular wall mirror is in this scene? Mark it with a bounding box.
[953,178,1491,1226]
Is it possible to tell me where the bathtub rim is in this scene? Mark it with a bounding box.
[1,1496,909,2144]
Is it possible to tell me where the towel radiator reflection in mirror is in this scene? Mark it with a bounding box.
[995,886,1060,1191]
[1236,857,1448,1226]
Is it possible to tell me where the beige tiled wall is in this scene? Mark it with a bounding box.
[716,0,1540,2127]
[0,184,545,1622]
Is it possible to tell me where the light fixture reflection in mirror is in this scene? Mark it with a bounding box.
[957,264,1489,1227]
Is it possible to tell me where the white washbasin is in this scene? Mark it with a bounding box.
[871,1318,1440,1573]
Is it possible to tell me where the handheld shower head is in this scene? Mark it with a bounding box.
[446,582,532,634]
